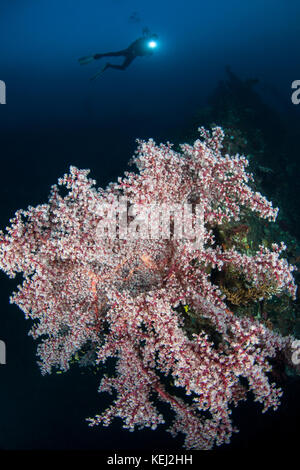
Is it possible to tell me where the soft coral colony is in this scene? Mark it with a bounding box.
[0,127,297,449]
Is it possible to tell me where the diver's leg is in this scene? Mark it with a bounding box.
[103,55,135,71]
[79,49,128,65]
[89,53,134,80]
[94,49,128,59]
[90,56,134,80]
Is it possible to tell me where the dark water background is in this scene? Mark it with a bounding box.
[0,0,299,451]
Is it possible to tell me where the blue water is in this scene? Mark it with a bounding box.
[0,0,299,451]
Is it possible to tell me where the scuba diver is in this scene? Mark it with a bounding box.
[79,28,159,80]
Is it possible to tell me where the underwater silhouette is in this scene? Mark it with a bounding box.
[79,28,158,80]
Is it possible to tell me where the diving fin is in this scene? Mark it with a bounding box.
[78,55,95,65]
[90,64,108,81]
[90,69,104,81]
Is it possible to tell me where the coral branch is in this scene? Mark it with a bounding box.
[0,127,297,449]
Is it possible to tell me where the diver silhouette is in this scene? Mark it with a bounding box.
[79,29,158,80]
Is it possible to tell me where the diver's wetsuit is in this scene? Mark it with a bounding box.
[93,37,154,71]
